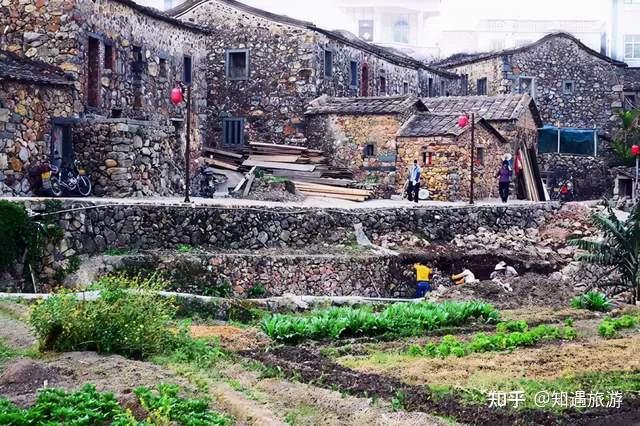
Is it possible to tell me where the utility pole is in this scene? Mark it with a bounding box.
[470,112,475,205]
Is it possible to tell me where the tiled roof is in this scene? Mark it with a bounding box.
[111,0,210,33]
[0,50,73,86]
[397,113,472,137]
[432,32,626,68]
[422,94,542,125]
[305,95,426,115]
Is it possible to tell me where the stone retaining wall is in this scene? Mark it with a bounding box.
[20,200,559,255]
[97,251,409,298]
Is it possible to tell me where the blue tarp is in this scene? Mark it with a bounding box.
[538,126,598,156]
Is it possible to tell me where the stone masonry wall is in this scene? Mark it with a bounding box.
[0,80,76,196]
[397,126,510,201]
[1,0,209,148]
[111,252,409,298]
[306,114,403,182]
[17,200,559,257]
[537,153,610,200]
[73,118,184,197]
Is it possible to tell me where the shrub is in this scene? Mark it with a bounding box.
[248,282,267,298]
[0,201,33,270]
[410,323,576,358]
[570,291,611,312]
[598,315,638,339]
[496,320,528,333]
[165,323,226,369]
[30,274,176,359]
[261,301,500,344]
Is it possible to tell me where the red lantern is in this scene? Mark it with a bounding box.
[632,145,640,157]
[457,115,470,128]
[170,86,183,105]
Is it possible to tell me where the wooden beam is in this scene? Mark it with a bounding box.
[243,173,256,197]
[233,166,256,193]
[202,147,243,159]
[299,190,367,202]
[248,155,301,163]
[202,157,239,171]
[293,181,371,196]
[242,160,316,172]
[249,142,308,152]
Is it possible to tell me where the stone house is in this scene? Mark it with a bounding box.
[168,0,461,148]
[0,50,76,196]
[433,33,629,198]
[0,0,211,196]
[396,114,510,201]
[305,95,427,183]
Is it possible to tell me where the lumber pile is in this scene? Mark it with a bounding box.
[203,142,371,202]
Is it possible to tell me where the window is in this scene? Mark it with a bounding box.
[428,77,434,97]
[440,81,446,96]
[625,35,640,59]
[363,144,375,157]
[350,60,358,87]
[159,57,167,78]
[563,80,575,94]
[226,49,249,80]
[518,76,536,98]
[222,117,245,146]
[393,20,409,44]
[403,81,409,95]
[50,122,73,164]
[104,44,114,70]
[359,20,374,41]
[132,45,143,63]
[422,150,433,166]
[624,93,637,109]
[183,55,192,84]
[323,49,333,78]
[476,78,487,95]
[475,147,485,166]
[361,63,369,96]
[379,76,387,95]
[461,74,469,96]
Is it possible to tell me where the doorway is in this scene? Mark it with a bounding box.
[87,37,100,108]
[361,63,369,96]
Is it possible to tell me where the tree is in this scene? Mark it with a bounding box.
[569,202,640,304]
[612,110,640,166]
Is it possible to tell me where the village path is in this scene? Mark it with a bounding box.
[4,195,545,211]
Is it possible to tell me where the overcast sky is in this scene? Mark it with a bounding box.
[240,0,609,31]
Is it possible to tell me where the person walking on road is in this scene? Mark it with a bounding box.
[407,160,422,203]
[496,160,513,203]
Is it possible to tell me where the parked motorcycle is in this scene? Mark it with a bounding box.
[191,165,228,198]
[45,159,92,197]
[550,175,574,202]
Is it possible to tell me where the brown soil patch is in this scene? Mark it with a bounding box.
[338,335,640,389]
[0,352,195,407]
[190,325,268,352]
[0,310,36,350]
[500,307,600,324]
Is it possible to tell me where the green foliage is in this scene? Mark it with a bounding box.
[409,323,576,358]
[0,383,232,426]
[202,278,232,298]
[496,320,528,333]
[30,274,176,359]
[569,202,640,303]
[598,315,639,338]
[391,390,406,412]
[260,301,500,344]
[0,339,16,364]
[177,244,197,253]
[248,282,267,298]
[612,109,640,166]
[53,255,82,283]
[0,201,34,270]
[164,322,227,369]
[104,247,133,256]
[135,383,233,425]
[570,291,612,312]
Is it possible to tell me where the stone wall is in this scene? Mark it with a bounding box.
[110,251,409,298]
[446,35,624,134]
[1,0,210,147]
[306,113,403,183]
[537,153,610,200]
[73,118,184,197]
[17,200,559,256]
[397,125,510,201]
[0,80,76,196]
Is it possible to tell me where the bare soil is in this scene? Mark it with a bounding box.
[190,324,269,352]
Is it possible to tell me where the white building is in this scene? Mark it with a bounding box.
[439,18,606,58]
[135,0,179,10]
[609,0,640,68]
[339,0,442,60]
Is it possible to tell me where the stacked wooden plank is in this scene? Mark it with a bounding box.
[202,147,245,171]
[238,142,371,202]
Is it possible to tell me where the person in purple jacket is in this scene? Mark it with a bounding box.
[496,160,513,203]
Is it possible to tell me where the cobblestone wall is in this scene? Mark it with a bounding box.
[538,153,610,200]
[0,80,76,196]
[397,125,510,201]
[73,118,184,197]
[110,251,409,298]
